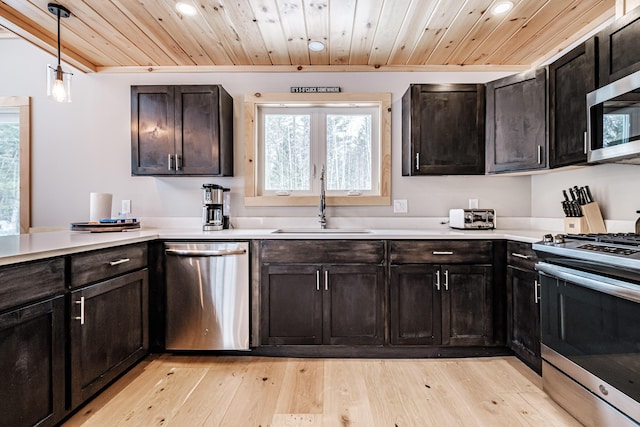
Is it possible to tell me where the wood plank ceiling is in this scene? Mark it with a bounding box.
[0,0,615,73]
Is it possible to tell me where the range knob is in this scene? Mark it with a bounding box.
[554,234,565,244]
[543,234,554,244]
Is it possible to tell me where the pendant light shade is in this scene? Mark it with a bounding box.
[46,3,72,103]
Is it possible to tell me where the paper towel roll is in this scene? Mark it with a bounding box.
[89,192,112,222]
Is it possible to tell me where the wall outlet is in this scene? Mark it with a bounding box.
[121,199,131,214]
[393,199,408,213]
[469,199,479,209]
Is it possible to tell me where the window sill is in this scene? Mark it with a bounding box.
[244,195,390,207]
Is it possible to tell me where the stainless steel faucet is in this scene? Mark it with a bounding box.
[319,165,326,229]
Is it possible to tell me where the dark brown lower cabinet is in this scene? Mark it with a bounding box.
[69,269,149,408]
[260,263,384,346]
[507,266,541,373]
[390,264,494,346]
[0,296,65,427]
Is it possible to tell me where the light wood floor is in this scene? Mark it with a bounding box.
[62,354,581,427]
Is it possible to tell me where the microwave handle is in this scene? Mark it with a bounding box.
[584,131,588,154]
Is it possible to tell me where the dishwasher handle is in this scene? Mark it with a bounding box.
[165,248,247,257]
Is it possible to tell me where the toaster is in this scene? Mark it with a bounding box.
[449,209,496,230]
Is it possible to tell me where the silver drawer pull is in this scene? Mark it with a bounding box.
[74,296,85,325]
[511,252,531,260]
[432,251,453,255]
[109,258,131,266]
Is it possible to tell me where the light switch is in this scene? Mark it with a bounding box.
[122,199,131,214]
[393,199,408,213]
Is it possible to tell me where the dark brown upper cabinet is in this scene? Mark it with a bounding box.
[598,7,640,87]
[485,68,547,174]
[548,39,597,168]
[402,84,485,175]
[131,85,233,176]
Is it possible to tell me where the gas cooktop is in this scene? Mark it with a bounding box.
[533,233,640,271]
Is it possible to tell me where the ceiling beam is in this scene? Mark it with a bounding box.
[0,3,96,73]
[96,64,529,73]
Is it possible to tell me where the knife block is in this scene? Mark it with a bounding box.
[564,217,590,234]
[563,202,606,234]
[582,201,607,233]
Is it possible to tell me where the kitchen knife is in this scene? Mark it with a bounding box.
[569,188,577,202]
[573,186,584,205]
[562,190,570,202]
[562,200,570,217]
[584,185,594,203]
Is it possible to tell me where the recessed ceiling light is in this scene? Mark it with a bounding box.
[492,1,513,15]
[308,41,325,52]
[176,2,197,16]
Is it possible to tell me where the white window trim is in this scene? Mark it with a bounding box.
[244,92,391,207]
[0,96,30,234]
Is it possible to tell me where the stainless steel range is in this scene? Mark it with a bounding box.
[533,233,640,426]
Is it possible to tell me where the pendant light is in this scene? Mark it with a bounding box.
[46,3,72,103]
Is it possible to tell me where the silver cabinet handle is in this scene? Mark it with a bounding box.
[415,153,420,171]
[324,270,328,291]
[534,280,540,303]
[435,270,441,291]
[432,251,453,255]
[168,154,174,171]
[583,131,588,154]
[176,154,182,170]
[316,270,320,291]
[537,145,543,164]
[74,296,85,325]
[444,270,449,291]
[109,258,130,266]
[511,252,530,260]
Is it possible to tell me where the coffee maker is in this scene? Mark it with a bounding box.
[202,184,224,231]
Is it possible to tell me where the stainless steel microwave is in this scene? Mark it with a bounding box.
[587,69,640,164]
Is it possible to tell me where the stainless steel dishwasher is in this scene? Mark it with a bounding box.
[164,241,249,350]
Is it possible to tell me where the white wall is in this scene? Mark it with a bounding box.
[531,164,640,222]
[2,38,534,227]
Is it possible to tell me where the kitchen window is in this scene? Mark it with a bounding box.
[244,92,391,206]
[0,97,30,234]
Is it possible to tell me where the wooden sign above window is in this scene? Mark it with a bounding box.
[290,87,341,93]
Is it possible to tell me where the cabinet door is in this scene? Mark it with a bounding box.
[70,269,148,408]
[390,264,441,345]
[175,85,223,175]
[324,264,384,345]
[0,296,65,427]
[402,84,485,175]
[441,264,493,346]
[260,264,323,345]
[507,266,541,373]
[486,68,547,173]
[598,8,640,86]
[131,86,175,175]
[549,40,596,167]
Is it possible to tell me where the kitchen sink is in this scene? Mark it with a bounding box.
[272,228,372,234]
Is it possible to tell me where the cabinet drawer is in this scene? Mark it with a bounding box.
[390,240,492,264]
[0,258,65,313]
[70,243,147,288]
[260,240,385,264]
[507,241,538,270]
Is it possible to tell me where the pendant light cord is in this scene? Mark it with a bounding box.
[56,8,61,67]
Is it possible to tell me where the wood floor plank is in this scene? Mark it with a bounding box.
[216,357,288,426]
[62,355,581,427]
[169,357,249,426]
[323,359,377,426]
[274,358,324,415]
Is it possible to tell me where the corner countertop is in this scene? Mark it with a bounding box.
[0,226,552,266]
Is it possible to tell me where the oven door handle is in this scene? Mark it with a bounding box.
[536,262,640,304]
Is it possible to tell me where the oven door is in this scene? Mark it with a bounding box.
[537,262,640,423]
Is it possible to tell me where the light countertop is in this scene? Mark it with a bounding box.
[0,226,552,266]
